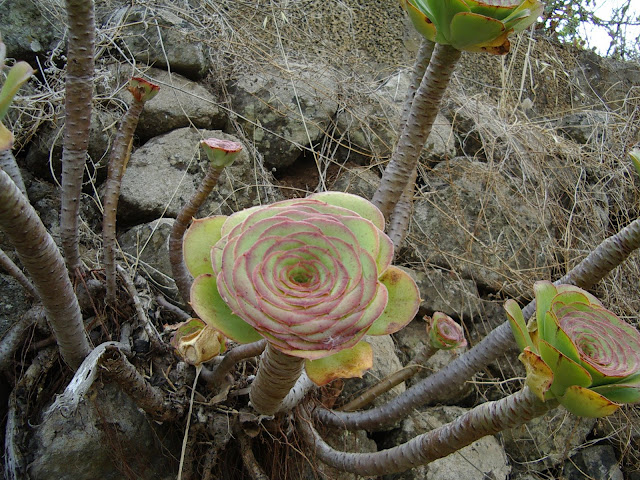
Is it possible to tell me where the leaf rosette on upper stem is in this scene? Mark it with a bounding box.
[183,192,421,385]
[402,0,543,55]
[506,281,640,417]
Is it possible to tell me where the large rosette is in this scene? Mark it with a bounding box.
[506,281,640,417]
[184,192,420,384]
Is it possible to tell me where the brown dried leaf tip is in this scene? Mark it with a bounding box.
[127,77,160,103]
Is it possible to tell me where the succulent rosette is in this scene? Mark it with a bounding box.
[183,192,420,385]
[401,0,543,55]
[427,312,467,350]
[506,281,640,417]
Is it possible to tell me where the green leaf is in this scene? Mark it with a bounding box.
[404,0,438,42]
[190,273,262,344]
[505,299,534,352]
[305,341,373,386]
[449,12,506,50]
[308,191,385,231]
[629,149,640,180]
[366,266,420,336]
[0,61,33,120]
[592,384,640,404]
[538,339,592,398]
[183,216,227,277]
[424,0,470,43]
[533,281,557,340]
[559,385,621,418]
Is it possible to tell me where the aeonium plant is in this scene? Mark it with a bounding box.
[506,281,640,417]
[182,192,421,414]
[402,0,543,55]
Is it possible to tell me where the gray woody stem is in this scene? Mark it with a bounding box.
[387,41,435,249]
[372,43,461,219]
[0,150,27,197]
[169,164,225,304]
[60,0,95,274]
[315,216,640,430]
[249,343,304,415]
[300,387,554,476]
[103,100,145,302]
[0,168,90,369]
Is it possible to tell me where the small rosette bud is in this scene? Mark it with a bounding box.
[401,0,543,55]
[201,138,243,168]
[183,192,421,385]
[427,312,467,350]
[127,77,160,103]
[506,281,640,417]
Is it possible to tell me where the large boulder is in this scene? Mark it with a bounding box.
[229,63,339,169]
[409,157,556,296]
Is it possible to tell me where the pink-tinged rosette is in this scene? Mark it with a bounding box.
[506,281,640,418]
[184,192,421,385]
[427,312,467,350]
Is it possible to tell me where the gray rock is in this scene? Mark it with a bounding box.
[381,405,510,480]
[117,128,281,225]
[330,165,380,200]
[557,111,610,145]
[502,409,596,472]
[409,157,555,296]
[334,71,455,166]
[340,334,406,412]
[400,266,482,321]
[98,64,226,141]
[229,63,339,169]
[108,6,209,79]
[0,274,31,339]
[562,444,623,480]
[28,383,172,480]
[0,0,64,59]
[118,218,178,297]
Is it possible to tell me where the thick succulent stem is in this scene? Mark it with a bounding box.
[169,164,225,304]
[0,169,90,369]
[103,100,144,302]
[399,40,435,139]
[372,44,460,219]
[299,387,555,476]
[249,343,305,415]
[315,216,640,430]
[60,0,95,274]
[387,166,417,250]
[0,150,27,197]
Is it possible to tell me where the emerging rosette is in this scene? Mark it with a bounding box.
[401,0,543,55]
[184,192,420,385]
[427,312,467,350]
[506,281,640,417]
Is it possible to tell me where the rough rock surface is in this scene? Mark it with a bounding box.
[502,409,597,472]
[229,63,339,169]
[409,157,556,296]
[28,383,172,480]
[0,274,31,339]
